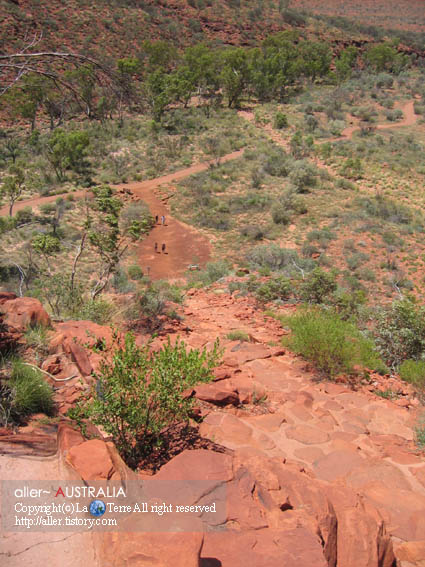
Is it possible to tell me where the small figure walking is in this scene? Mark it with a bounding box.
[161,243,166,253]
[155,215,158,224]
[161,215,165,225]
[154,242,158,252]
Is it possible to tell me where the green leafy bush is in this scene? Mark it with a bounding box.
[247,244,313,273]
[300,267,337,304]
[187,260,230,287]
[76,299,115,325]
[289,160,318,193]
[283,309,386,378]
[127,265,144,280]
[271,204,291,225]
[274,111,288,129]
[69,332,221,467]
[373,298,425,369]
[255,275,291,302]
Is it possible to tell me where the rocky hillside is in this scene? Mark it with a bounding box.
[1,0,417,61]
[1,288,425,566]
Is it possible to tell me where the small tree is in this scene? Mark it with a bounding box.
[88,185,126,299]
[1,165,25,216]
[45,129,90,181]
[70,332,222,467]
[31,234,60,275]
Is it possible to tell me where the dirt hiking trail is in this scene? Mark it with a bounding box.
[334,100,417,141]
[0,100,418,280]
[0,150,243,280]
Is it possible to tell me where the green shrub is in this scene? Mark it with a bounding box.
[226,330,250,342]
[399,359,425,389]
[187,260,230,287]
[306,228,337,247]
[262,147,289,177]
[300,267,337,304]
[289,160,318,193]
[76,299,115,325]
[356,195,413,224]
[271,204,291,225]
[69,332,221,467]
[9,361,54,420]
[373,298,425,369]
[331,289,367,320]
[247,244,313,273]
[274,111,288,129]
[255,275,291,303]
[346,252,370,271]
[121,202,154,239]
[127,265,144,280]
[385,109,403,121]
[240,224,267,241]
[112,268,135,294]
[283,309,386,378]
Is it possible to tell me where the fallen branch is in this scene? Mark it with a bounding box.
[22,362,78,382]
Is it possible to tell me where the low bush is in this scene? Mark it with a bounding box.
[262,147,289,177]
[69,332,221,467]
[385,109,403,122]
[255,275,291,303]
[299,267,337,304]
[247,244,314,274]
[240,224,267,241]
[271,204,291,225]
[127,265,144,280]
[288,160,318,193]
[187,260,231,287]
[283,309,386,378]
[373,298,425,369]
[274,111,288,129]
[76,299,115,325]
[356,195,413,224]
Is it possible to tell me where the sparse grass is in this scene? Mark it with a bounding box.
[24,325,50,358]
[226,330,250,342]
[1,360,56,424]
[374,389,399,400]
[415,418,425,450]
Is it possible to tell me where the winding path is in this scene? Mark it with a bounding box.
[333,100,417,141]
[0,100,418,280]
[0,150,244,280]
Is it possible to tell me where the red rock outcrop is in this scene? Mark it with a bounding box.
[64,440,396,567]
[0,294,50,332]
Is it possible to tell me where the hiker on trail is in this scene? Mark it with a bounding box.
[161,215,165,225]
[155,215,158,224]
[154,242,158,252]
[162,243,166,253]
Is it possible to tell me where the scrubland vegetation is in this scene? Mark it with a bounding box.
[1,14,425,454]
